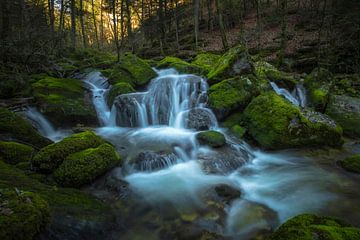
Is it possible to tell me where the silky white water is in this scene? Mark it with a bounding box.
[270,81,307,107]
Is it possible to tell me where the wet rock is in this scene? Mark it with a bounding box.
[185,108,216,131]
[339,154,360,174]
[114,93,146,127]
[214,184,241,203]
[131,151,178,171]
[325,94,360,138]
[197,131,226,148]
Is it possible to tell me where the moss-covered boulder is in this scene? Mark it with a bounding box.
[54,143,121,187]
[0,160,116,240]
[0,188,50,240]
[332,74,360,98]
[325,95,360,138]
[0,141,34,165]
[31,76,97,127]
[304,68,333,112]
[269,214,360,240]
[196,131,226,148]
[243,92,343,149]
[230,125,246,138]
[157,56,205,75]
[339,154,360,174]
[207,45,254,85]
[208,76,261,119]
[254,61,297,89]
[191,53,221,73]
[0,108,52,148]
[69,48,117,69]
[0,71,31,99]
[33,131,105,173]
[102,53,156,87]
[107,82,135,106]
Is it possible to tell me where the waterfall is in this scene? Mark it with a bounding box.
[24,107,68,142]
[270,81,307,107]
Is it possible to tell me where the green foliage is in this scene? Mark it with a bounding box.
[107,82,135,106]
[157,56,205,75]
[54,143,121,187]
[191,53,221,73]
[269,214,360,240]
[207,45,253,84]
[0,188,50,240]
[196,131,226,148]
[33,131,105,173]
[339,154,360,174]
[31,75,97,126]
[0,107,52,148]
[243,92,343,149]
[0,141,34,165]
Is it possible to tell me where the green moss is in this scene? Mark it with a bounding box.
[0,141,34,165]
[340,154,360,173]
[332,74,360,98]
[0,188,50,240]
[157,56,205,75]
[0,107,52,148]
[107,82,135,106]
[191,53,221,73]
[33,131,105,173]
[196,131,226,148]
[54,143,121,187]
[221,112,244,129]
[231,125,246,138]
[305,68,333,111]
[269,214,360,240]
[243,92,343,149]
[0,71,30,99]
[15,161,31,171]
[31,76,97,126]
[69,48,117,69]
[208,76,260,119]
[207,45,253,84]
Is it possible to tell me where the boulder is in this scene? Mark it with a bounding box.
[107,82,135,107]
[0,188,50,240]
[54,143,121,187]
[130,150,178,171]
[207,45,254,85]
[191,53,221,74]
[33,131,105,173]
[113,93,146,127]
[0,107,52,148]
[325,94,360,138]
[196,131,226,148]
[31,76,97,127]
[339,154,360,174]
[214,184,241,203]
[185,108,216,131]
[157,56,205,75]
[102,53,157,87]
[0,141,34,165]
[304,68,333,112]
[269,214,360,240]
[208,76,260,119]
[243,92,343,149]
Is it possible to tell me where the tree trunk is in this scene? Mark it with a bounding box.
[278,0,287,67]
[48,0,55,32]
[91,0,100,49]
[194,0,200,48]
[100,0,104,47]
[79,0,87,48]
[70,0,77,49]
[113,0,120,61]
[215,0,228,50]
[207,0,214,31]
[125,0,134,52]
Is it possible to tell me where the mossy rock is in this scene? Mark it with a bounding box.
[0,160,116,239]
[191,53,221,73]
[54,143,121,187]
[0,141,34,165]
[102,53,156,87]
[304,68,333,112]
[0,71,31,99]
[32,131,105,173]
[332,74,360,98]
[107,82,135,107]
[243,92,343,149]
[231,125,246,138]
[0,107,52,149]
[325,95,360,138]
[221,112,244,129]
[157,56,205,75]
[207,45,254,85]
[0,188,50,240]
[31,76,97,127]
[269,214,360,240]
[69,48,117,69]
[208,76,260,119]
[339,154,360,174]
[196,131,226,148]
[254,61,298,89]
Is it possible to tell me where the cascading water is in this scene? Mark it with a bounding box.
[270,81,307,107]
[88,69,344,238]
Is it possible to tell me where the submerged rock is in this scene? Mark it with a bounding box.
[0,188,50,240]
[0,141,34,165]
[339,154,360,174]
[0,107,52,148]
[243,92,343,149]
[196,131,226,148]
[325,94,360,138]
[54,143,121,187]
[269,214,360,240]
[130,150,178,171]
[33,131,105,173]
[214,184,241,204]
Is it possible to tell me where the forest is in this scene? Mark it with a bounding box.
[0,0,360,239]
